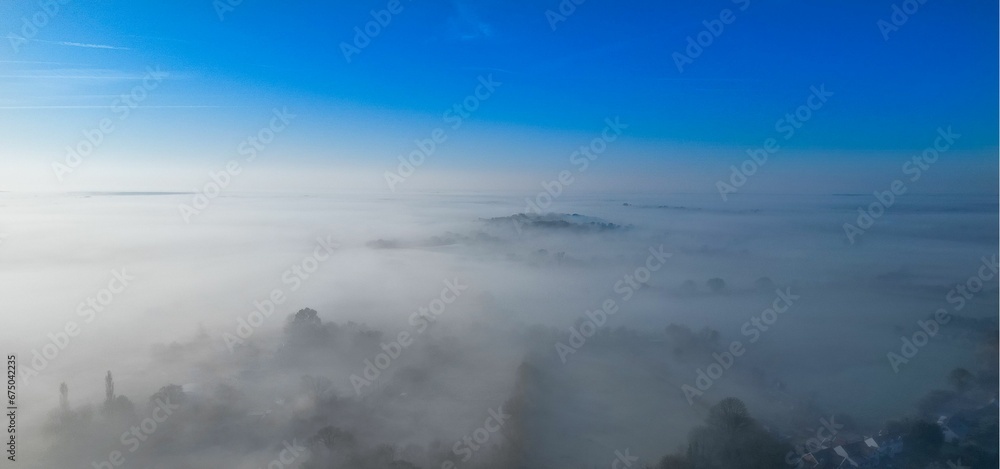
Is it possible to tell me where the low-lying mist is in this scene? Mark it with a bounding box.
[2,191,996,468]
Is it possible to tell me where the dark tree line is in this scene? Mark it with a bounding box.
[654,398,789,469]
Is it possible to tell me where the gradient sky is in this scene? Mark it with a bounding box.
[1,0,997,193]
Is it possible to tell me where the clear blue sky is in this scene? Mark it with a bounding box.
[1,0,997,193]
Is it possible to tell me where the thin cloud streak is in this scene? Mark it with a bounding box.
[32,39,131,50]
[0,105,227,109]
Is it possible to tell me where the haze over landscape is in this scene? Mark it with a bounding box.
[0,1,998,468]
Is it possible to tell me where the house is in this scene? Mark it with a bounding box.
[799,434,902,469]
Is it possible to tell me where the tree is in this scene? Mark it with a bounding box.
[150,384,186,408]
[313,425,355,450]
[288,308,321,327]
[707,278,726,293]
[903,420,944,466]
[669,398,788,469]
[657,454,692,469]
[754,277,775,291]
[916,389,957,418]
[103,371,115,414]
[110,395,135,418]
[284,308,331,345]
[947,367,974,392]
[686,426,718,469]
[59,382,69,413]
[708,397,751,432]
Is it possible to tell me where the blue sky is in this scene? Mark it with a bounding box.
[1,0,997,192]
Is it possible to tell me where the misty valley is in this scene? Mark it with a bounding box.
[2,193,995,469]
[2,1,997,467]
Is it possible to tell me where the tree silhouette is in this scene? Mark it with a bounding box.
[313,425,356,450]
[149,384,186,408]
[662,398,788,469]
[59,382,69,414]
[103,371,114,414]
[916,389,958,418]
[707,278,726,293]
[902,420,944,466]
[657,454,693,469]
[948,367,974,392]
[288,308,321,327]
[284,307,332,346]
[707,397,751,432]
